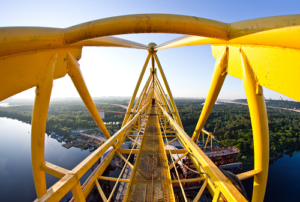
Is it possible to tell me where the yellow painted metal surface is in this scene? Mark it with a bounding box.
[0,48,81,102]
[153,52,183,128]
[211,45,300,102]
[125,105,174,202]
[68,53,111,139]
[31,54,56,198]
[63,14,228,44]
[41,162,69,179]
[1,14,299,202]
[240,49,269,202]
[123,53,151,126]
[157,103,248,202]
[192,47,228,141]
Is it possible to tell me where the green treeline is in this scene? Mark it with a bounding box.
[0,100,126,137]
[1,99,300,163]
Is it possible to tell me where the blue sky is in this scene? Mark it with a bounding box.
[1,0,299,100]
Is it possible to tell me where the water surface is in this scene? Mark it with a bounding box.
[242,151,300,202]
[0,117,91,202]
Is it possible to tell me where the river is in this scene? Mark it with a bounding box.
[242,151,300,202]
[0,117,93,202]
[0,117,299,201]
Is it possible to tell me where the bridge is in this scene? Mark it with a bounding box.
[1,14,300,202]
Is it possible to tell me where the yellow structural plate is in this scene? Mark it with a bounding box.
[125,104,174,202]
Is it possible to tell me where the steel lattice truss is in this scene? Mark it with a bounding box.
[1,14,300,202]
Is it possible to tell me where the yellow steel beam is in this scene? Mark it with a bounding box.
[156,15,300,50]
[129,75,151,117]
[82,150,115,198]
[95,180,108,202]
[117,148,186,154]
[157,102,247,202]
[111,106,150,202]
[172,177,205,184]
[139,78,153,109]
[137,75,152,111]
[160,112,187,202]
[155,79,169,112]
[153,52,183,128]
[41,162,69,179]
[155,73,174,116]
[127,136,141,147]
[98,176,130,183]
[169,152,189,170]
[68,52,111,139]
[204,132,211,151]
[31,54,57,198]
[122,53,151,126]
[71,181,86,202]
[71,103,149,179]
[115,151,134,169]
[37,103,150,201]
[193,179,208,202]
[164,137,178,146]
[64,14,228,44]
[125,105,175,202]
[240,49,269,202]
[85,105,151,199]
[154,86,165,105]
[192,47,228,141]
[128,134,177,137]
[0,27,149,57]
[4,15,300,57]
[38,173,79,202]
[212,189,221,202]
[236,170,261,181]
[70,36,150,50]
[202,129,215,138]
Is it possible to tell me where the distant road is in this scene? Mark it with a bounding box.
[81,133,106,142]
[94,102,128,110]
[223,101,300,113]
[111,104,128,110]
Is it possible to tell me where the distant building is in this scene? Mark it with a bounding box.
[99,112,105,118]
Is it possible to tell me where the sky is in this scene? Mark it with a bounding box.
[1,0,300,100]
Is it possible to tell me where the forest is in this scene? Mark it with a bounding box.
[1,98,300,163]
[0,99,127,136]
[177,99,300,163]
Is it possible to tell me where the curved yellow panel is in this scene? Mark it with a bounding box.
[0,48,81,101]
[212,45,300,101]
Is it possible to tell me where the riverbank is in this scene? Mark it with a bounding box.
[242,147,300,166]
